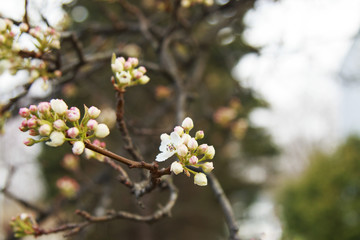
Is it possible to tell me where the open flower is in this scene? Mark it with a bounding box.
[156,132,183,162]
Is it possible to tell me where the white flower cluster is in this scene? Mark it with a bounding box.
[156,117,215,186]
[111,53,150,89]
[0,18,61,84]
[19,99,110,155]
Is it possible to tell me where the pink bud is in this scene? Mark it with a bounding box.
[187,138,198,150]
[128,57,139,67]
[174,126,184,136]
[19,23,29,32]
[24,138,35,146]
[38,102,51,114]
[88,106,101,118]
[66,107,80,122]
[87,119,98,130]
[138,66,147,74]
[27,117,37,128]
[72,141,85,155]
[29,105,37,114]
[123,61,132,70]
[67,127,79,138]
[19,108,30,118]
[53,119,66,131]
[198,144,208,154]
[177,144,188,157]
[189,156,198,165]
[39,124,52,136]
[195,130,204,140]
[28,129,39,136]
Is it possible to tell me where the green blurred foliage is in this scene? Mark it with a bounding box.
[278,136,360,240]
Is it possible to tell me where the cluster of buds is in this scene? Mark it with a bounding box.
[181,0,214,8]
[111,53,150,89]
[156,117,215,186]
[56,176,80,199]
[19,99,110,155]
[213,98,248,139]
[28,26,60,53]
[0,18,61,85]
[9,213,39,238]
[84,139,106,162]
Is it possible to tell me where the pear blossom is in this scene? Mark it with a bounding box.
[182,117,194,131]
[174,126,184,136]
[67,127,79,138]
[189,156,198,165]
[39,124,52,136]
[95,123,110,138]
[182,133,191,145]
[205,145,215,159]
[187,138,198,150]
[53,119,66,131]
[19,108,30,118]
[50,99,68,115]
[116,71,131,85]
[195,130,204,140]
[24,138,35,146]
[194,173,207,186]
[66,107,80,122]
[170,161,184,175]
[72,141,85,155]
[202,162,214,173]
[46,131,65,147]
[87,119,98,130]
[156,132,183,162]
[88,106,101,118]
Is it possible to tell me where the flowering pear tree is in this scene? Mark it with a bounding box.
[0,0,277,239]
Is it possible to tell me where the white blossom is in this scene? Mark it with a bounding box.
[50,99,68,115]
[46,131,65,147]
[156,132,183,162]
[194,173,207,186]
[95,123,110,138]
[170,161,184,175]
[72,141,85,155]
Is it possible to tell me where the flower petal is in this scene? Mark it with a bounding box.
[170,132,183,146]
[155,151,174,162]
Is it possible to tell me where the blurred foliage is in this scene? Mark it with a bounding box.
[278,136,360,240]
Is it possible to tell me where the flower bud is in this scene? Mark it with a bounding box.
[187,138,198,151]
[62,154,79,171]
[39,124,52,136]
[88,106,101,118]
[24,138,35,146]
[87,119,98,130]
[46,131,65,147]
[28,129,39,136]
[50,39,60,49]
[38,102,51,114]
[111,58,124,72]
[195,130,204,140]
[138,66,147,74]
[66,107,80,122]
[170,161,184,175]
[132,69,143,79]
[202,162,214,173]
[123,61,132,70]
[205,145,215,159]
[139,75,150,85]
[72,141,85,155]
[174,126,184,136]
[95,123,110,138]
[53,119,67,131]
[67,127,79,138]
[189,156,198,165]
[29,105,37,114]
[56,176,79,198]
[19,108,30,118]
[177,144,188,157]
[27,117,37,128]
[19,23,29,32]
[50,99,68,115]
[181,117,194,131]
[128,57,139,67]
[194,173,207,186]
[198,144,208,154]
[0,18,6,32]
[182,134,191,145]
[84,148,95,159]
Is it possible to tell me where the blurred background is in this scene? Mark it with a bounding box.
[1,0,360,239]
